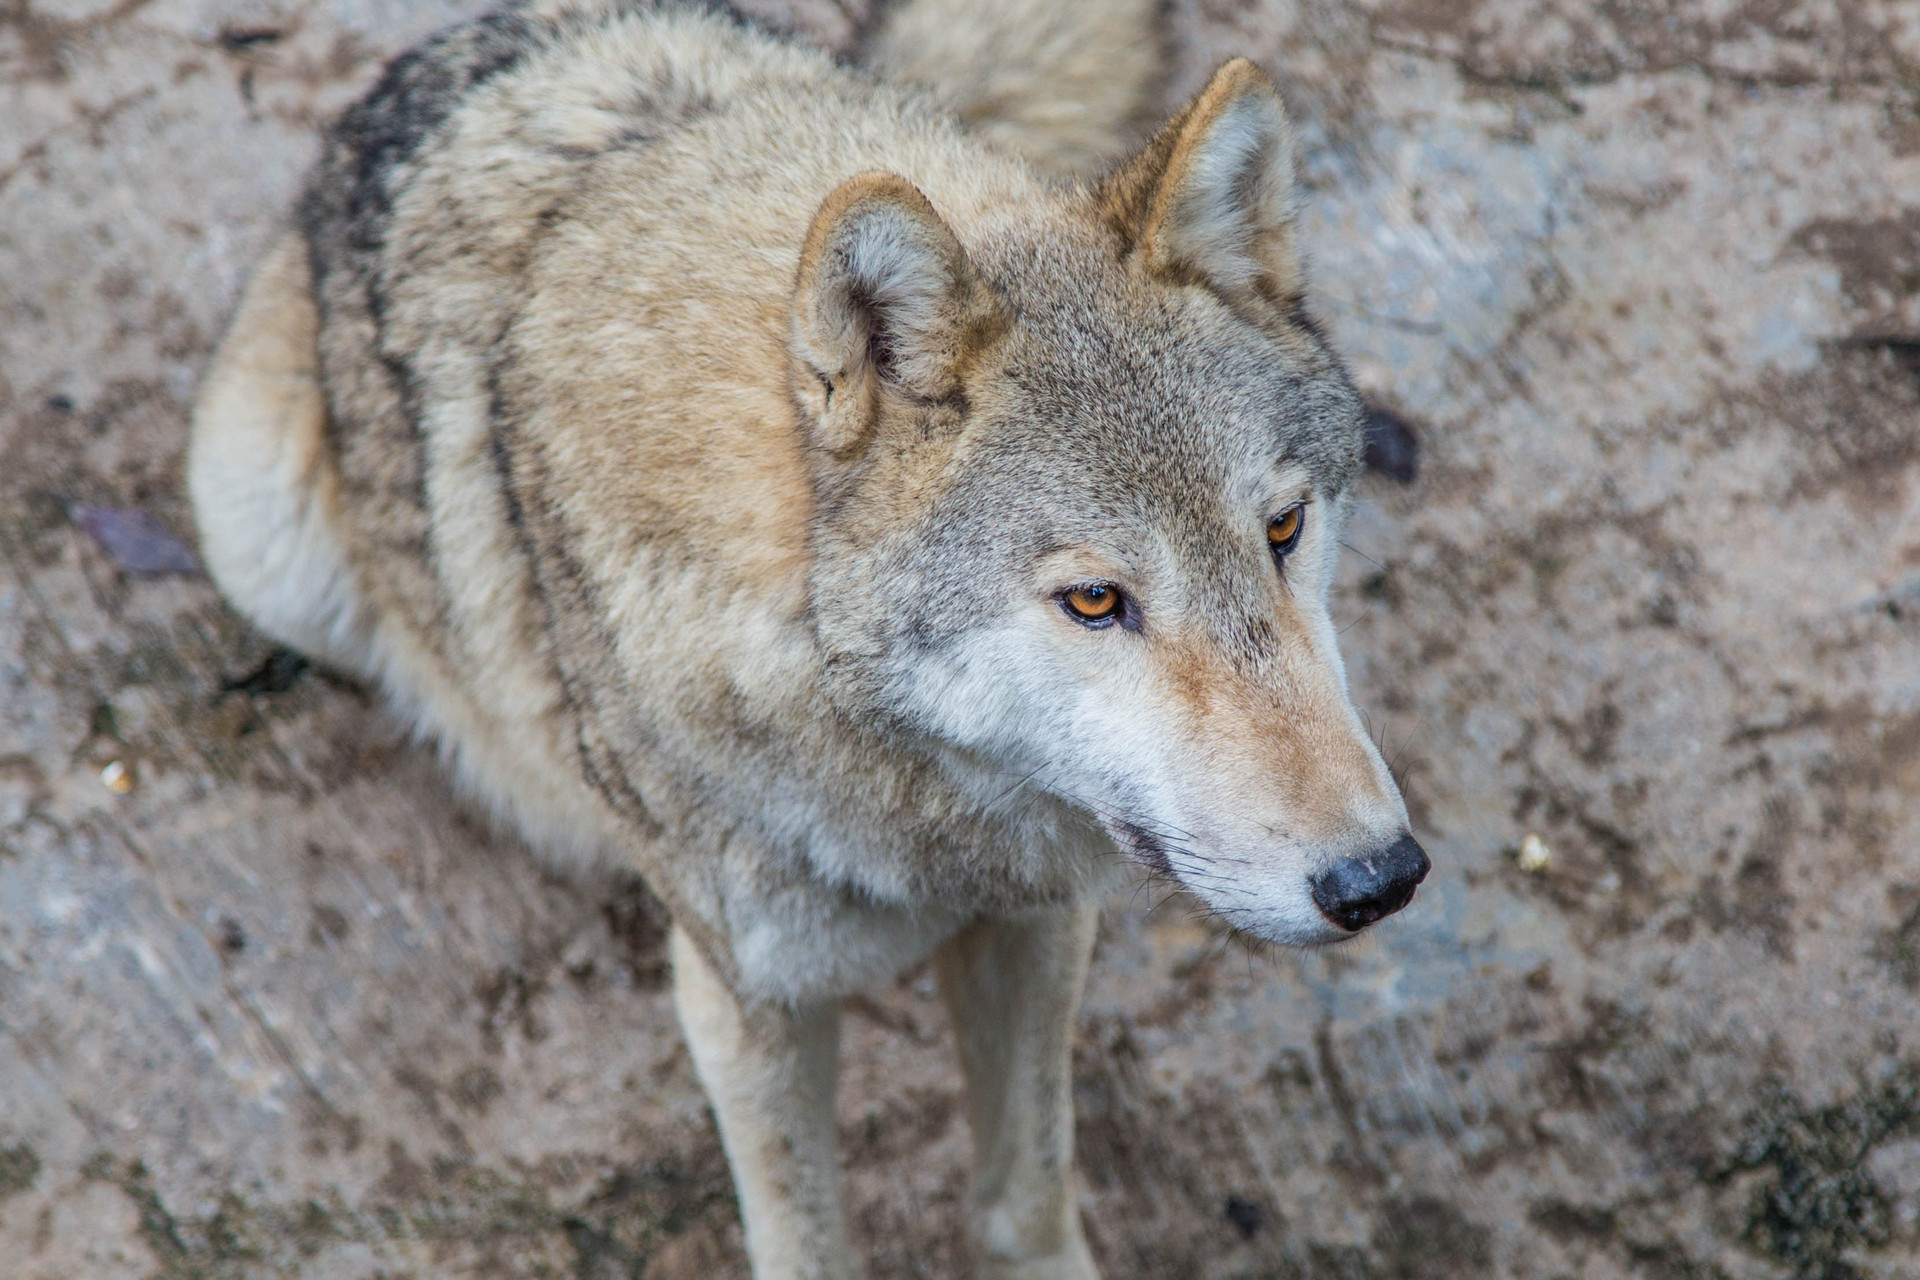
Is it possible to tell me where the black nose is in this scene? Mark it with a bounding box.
[1311,835,1430,932]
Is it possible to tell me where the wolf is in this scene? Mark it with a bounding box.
[187,1,1430,1275]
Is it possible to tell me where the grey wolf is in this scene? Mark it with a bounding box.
[188,1,1428,1274]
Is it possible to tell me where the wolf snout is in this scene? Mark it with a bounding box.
[1310,834,1430,932]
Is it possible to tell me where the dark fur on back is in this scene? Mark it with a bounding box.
[299,7,554,634]
[293,0,907,662]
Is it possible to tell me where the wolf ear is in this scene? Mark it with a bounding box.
[791,174,1006,453]
[1098,59,1301,313]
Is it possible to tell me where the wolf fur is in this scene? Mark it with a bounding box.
[860,0,1163,178]
[188,2,1421,1276]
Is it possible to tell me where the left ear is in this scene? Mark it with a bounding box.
[791,173,1006,455]
[1097,58,1301,313]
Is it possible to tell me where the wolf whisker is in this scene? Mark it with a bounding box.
[1340,539,1383,571]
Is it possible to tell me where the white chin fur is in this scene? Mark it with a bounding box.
[1188,890,1353,949]
[1094,818,1351,948]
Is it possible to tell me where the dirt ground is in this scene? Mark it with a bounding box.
[3,0,1918,1276]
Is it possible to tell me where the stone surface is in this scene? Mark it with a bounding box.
[3,0,1918,1276]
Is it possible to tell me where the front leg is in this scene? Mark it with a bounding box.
[670,926,851,1280]
[936,905,1101,1280]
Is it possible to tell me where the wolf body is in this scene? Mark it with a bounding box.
[189,3,1426,1276]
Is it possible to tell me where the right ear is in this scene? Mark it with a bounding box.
[791,174,1006,453]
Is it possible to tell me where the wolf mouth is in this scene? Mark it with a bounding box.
[1100,814,1428,941]
[1101,815,1244,901]
[1106,817,1178,880]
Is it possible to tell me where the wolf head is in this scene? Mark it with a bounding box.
[790,60,1426,946]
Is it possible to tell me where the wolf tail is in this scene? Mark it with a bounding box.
[857,0,1165,178]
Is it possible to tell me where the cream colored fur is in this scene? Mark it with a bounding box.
[672,925,850,1279]
[863,0,1162,178]
[188,237,369,674]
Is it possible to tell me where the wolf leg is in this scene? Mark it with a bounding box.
[936,905,1100,1280]
[670,926,851,1280]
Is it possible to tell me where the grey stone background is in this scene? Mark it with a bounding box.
[3,0,1918,1276]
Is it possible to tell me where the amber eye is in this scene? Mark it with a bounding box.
[1268,505,1305,556]
[1062,583,1123,624]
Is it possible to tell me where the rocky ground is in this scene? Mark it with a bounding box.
[3,0,1918,1276]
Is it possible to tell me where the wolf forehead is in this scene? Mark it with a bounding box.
[940,235,1369,520]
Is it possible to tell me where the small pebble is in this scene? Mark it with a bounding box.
[100,760,134,794]
[218,25,285,50]
[70,503,202,577]
[1362,406,1420,484]
[1223,1195,1264,1239]
[1516,832,1551,873]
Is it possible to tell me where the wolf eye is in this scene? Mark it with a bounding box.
[1268,505,1305,557]
[1061,583,1123,625]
